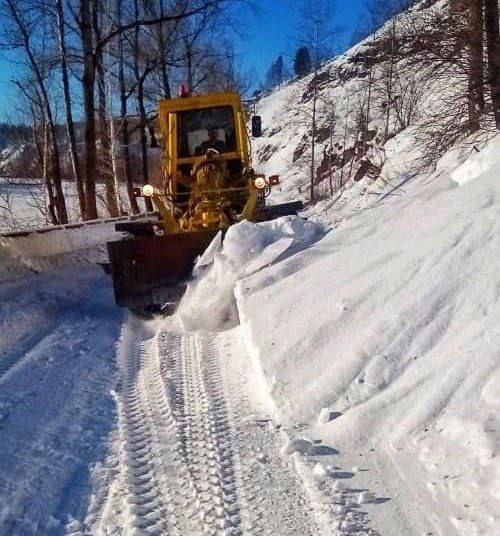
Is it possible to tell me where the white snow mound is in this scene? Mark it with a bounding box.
[174,216,325,331]
[451,136,500,186]
[235,134,500,533]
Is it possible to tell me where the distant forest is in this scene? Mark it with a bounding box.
[0,124,31,150]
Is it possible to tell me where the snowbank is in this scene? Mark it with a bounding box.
[174,216,325,331]
[217,135,499,533]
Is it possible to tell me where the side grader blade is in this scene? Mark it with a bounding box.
[107,230,217,313]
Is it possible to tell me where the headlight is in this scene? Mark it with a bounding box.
[254,177,267,189]
[142,184,155,197]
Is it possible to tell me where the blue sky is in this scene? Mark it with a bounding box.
[0,0,365,122]
[235,0,365,82]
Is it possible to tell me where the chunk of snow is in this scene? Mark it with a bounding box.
[280,436,315,456]
[312,462,329,478]
[357,491,376,504]
[193,230,222,271]
[318,407,339,424]
[332,481,346,492]
[450,136,500,186]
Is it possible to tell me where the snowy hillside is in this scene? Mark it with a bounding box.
[251,0,494,210]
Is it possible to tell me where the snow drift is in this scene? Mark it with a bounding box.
[237,135,500,534]
[175,216,325,331]
[176,134,500,534]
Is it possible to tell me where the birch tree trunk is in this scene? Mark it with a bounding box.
[133,0,153,212]
[80,0,99,219]
[116,0,140,214]
[484,0,500,130]
[158,0,172,98]
[93,0,119,217]
[55,0,86,219]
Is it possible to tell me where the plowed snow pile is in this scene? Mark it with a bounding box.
[175,216,325,331]
[180,136,500,534]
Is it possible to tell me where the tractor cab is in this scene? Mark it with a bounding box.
[159,93,251,202]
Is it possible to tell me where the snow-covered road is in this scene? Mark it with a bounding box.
[0,269,123,535]
[0,268,369,536]
[84,319,323,536]
[0,266,386,536]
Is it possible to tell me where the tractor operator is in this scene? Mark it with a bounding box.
[196,126,226,155]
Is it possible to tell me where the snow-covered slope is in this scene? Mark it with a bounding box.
[179,134,500,535]
[251,0,487,211]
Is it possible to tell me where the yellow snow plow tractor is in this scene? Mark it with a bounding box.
[106,91,302,315]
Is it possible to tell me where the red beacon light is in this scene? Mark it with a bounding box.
[179,84,190,98]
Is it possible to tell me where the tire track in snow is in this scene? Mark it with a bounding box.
[91,321,318,535]
[159,328,318,536]
[162,331,243,535]
[91,318,202,535]
[117,345,171,535]
[112,319,177,535]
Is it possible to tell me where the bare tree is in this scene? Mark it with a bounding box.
[55,0,86,219]
[93,0,120,217]
[115,0,140,213]
[454,0,485,132]
[132,0,155,211]
[484,0,500,129]
[1,0,68,224]
[292,0,341,202]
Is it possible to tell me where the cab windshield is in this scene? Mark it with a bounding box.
[177,106,237,158]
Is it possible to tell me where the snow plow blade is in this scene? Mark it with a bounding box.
[107,230,217,314]
[255,201,303,220]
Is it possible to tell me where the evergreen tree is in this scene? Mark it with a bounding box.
[294,46,312,77]
[265,55,286,90]
[275,55,285,87]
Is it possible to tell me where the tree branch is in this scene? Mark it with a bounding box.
[97,0,227,51]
